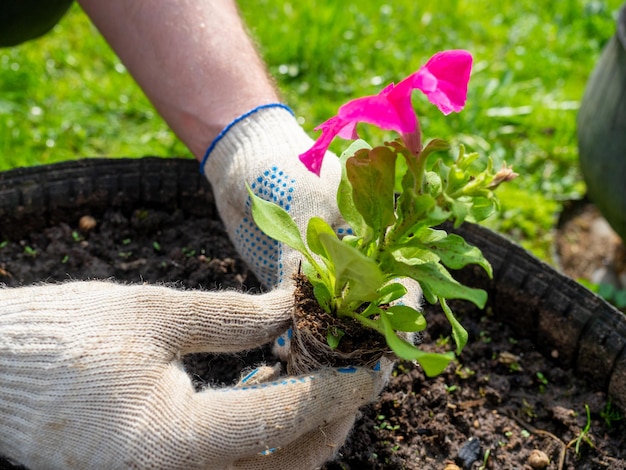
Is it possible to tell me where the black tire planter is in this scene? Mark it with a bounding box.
[0,157,216,241]
[445,220,626,410]
[1,157,626,467]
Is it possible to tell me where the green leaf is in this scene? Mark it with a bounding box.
[384,305,427,332]
[247,185,326,280]
[405,229,493,278]
[440,297,468,354]
[346,146,397,233]
[376,282,407,305]
[340,139,372,160]
[422,171,443,197]
[420,138,451,161]
[394,193,439,242]
[390,257,488,308]
[446,166,471,196]
[246,184,309,255]
[614,289,626,309]
[313,281,333,313]
[306,216,336,261]
[412,194,437,220]
[337,142,370,237]
[455,147,482,172]
[598,282,616,301]
[301,258,319,282]
[326,327,345,349]
[416,351,456,377]
[360,303,382,318]
[449,199,470,227]
[379,314,454,376]
[468,196,498,223]
[319,232,384,302]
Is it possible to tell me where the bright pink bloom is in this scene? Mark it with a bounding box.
[300,50,473,176]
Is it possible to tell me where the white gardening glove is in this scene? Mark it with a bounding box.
[0,282,389,469]
[202,104,345,288]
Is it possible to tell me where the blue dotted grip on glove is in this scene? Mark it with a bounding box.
[237,166,297,286]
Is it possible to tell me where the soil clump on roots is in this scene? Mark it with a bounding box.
[288,272,389,375]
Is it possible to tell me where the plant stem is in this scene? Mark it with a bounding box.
[412,148,429,195]
[345,309,386,336]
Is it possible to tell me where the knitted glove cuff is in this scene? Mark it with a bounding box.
[200,103,294,173]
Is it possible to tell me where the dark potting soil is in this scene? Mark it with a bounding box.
[1,206,626,470]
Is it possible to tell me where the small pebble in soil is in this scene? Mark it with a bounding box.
[528,449,550,469]
[443,462,461,470]
[78,215,97,232]
[455,437,481,469]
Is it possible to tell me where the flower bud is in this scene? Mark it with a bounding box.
[488,163,518,189]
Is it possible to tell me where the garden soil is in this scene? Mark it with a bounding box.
[555,199,626,295]
[1,205,626,470]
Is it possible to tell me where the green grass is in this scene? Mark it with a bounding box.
[0,1,622,260]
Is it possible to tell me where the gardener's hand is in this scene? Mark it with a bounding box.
[202,104,344,288]
[0,281,389,469]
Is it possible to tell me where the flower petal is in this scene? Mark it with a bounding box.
[337,120,358,140]
[418,50,472,114]
[300,116,349,176]
[338,93,415,134]
[390,50,472,115]
[299,50,473,175]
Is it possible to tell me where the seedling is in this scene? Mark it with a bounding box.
[455,364,476,379]
[375,415,400,432]
[478,449,491,470]
[23,246,37,257]
[479,330,492,344]
[536,371,549,393]
[248,50,515,375]
[568,404,594,456]
[600,399,623,428]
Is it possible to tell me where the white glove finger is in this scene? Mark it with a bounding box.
[229,414,356,470]
[271,327,292,361]
[0,282,294,355]
[127,285,295,354]
[132,366,383,467]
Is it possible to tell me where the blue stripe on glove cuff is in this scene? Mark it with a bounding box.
[200,103,295,173]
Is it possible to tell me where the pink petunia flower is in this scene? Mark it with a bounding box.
[299,50,473,176]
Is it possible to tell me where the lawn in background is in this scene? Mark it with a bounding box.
[0,1,622,259]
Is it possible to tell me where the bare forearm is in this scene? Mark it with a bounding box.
[78,0,280,160]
